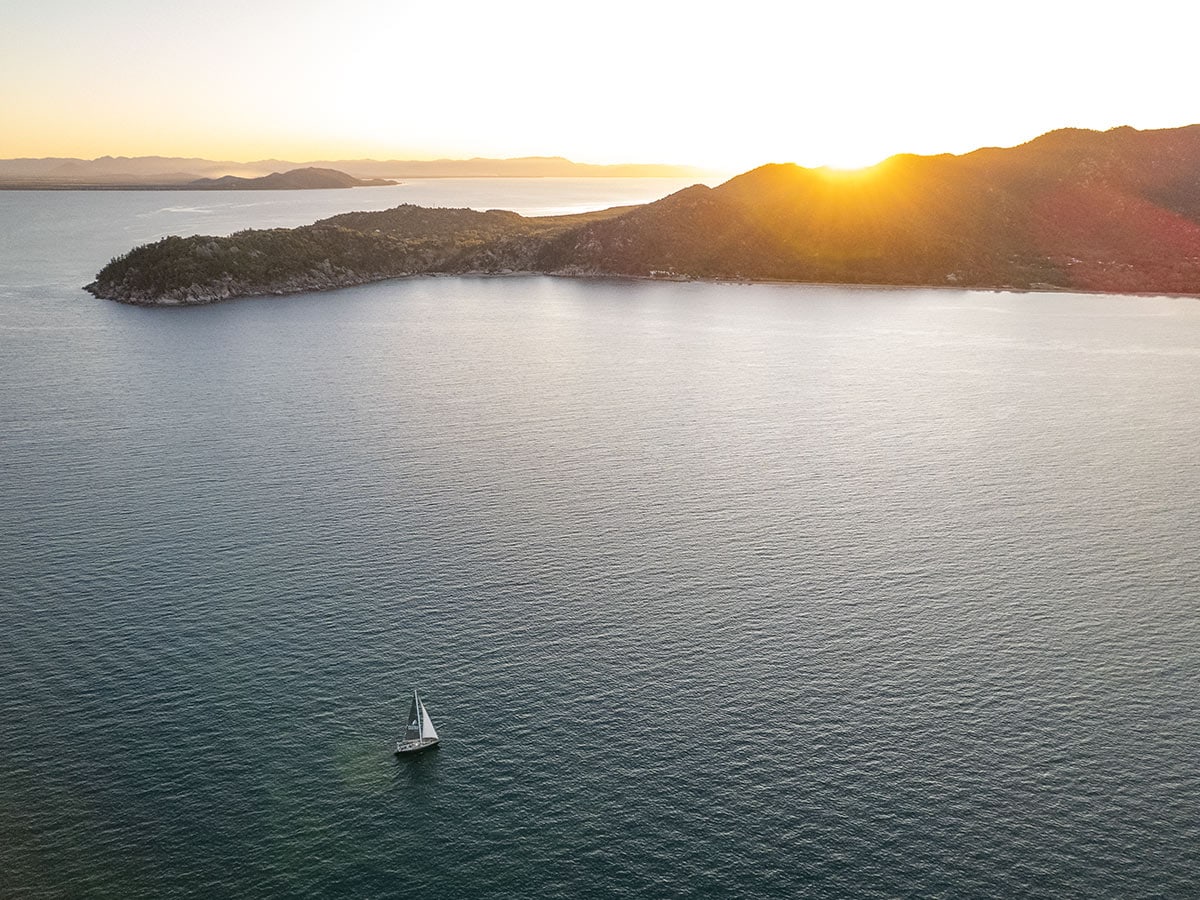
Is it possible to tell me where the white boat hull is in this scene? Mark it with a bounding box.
[395,737,439,755]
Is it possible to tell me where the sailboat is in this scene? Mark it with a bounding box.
[395,690,440,755]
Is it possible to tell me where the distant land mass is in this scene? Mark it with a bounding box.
[11,167,398,192]
[0,155,709,189]
[86,125,1200,303]
[185,167,396,190]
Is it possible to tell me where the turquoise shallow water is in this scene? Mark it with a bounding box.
[2,186,1199,898]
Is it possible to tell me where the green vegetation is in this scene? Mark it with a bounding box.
[90,227,405,303]
[86,205,631,304]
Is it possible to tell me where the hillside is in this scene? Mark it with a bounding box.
[86,125,1200,304]
[496,124,1200,294]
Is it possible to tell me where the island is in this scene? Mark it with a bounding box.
[86,124,1200,304]
[181,167,396,190]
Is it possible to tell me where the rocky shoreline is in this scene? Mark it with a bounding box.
[89,268,407,306]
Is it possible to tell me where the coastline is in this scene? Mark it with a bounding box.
[87,267,1200,308]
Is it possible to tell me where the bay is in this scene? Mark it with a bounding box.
[1,181,1199,898]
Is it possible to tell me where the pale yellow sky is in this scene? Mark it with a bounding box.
[1,0,1196,171]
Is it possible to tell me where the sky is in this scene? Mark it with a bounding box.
[1,0,1197,172]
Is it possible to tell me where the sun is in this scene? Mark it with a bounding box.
[819,149,890,171]
[803,132,895,172]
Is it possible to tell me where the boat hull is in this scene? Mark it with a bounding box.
[395,737,439,755]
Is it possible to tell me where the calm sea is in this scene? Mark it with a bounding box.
[1,180,1198,899]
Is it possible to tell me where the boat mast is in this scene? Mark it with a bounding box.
[415,690,422,741]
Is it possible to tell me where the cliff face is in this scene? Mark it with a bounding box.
[87,125,1200,304]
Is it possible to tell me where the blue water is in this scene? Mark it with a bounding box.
[2,184,1199,898]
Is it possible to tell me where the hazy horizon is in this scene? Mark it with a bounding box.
[8,121,1196,180]
[0,150,718,173]
[4,0,1197,172]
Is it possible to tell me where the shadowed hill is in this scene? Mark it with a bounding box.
[488,124,1200,293]
[86,124,1200,304]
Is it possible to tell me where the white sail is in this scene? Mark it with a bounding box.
[419,700,439,741]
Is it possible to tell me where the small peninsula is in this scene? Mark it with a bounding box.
[86,125,1200,304]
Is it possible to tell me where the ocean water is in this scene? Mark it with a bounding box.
[1,183,1199,898]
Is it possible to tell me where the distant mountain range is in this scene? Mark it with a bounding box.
[0,155,710,188]
[87,125,1200,303]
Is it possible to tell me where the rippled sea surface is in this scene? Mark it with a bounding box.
[2,183,1199,898]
